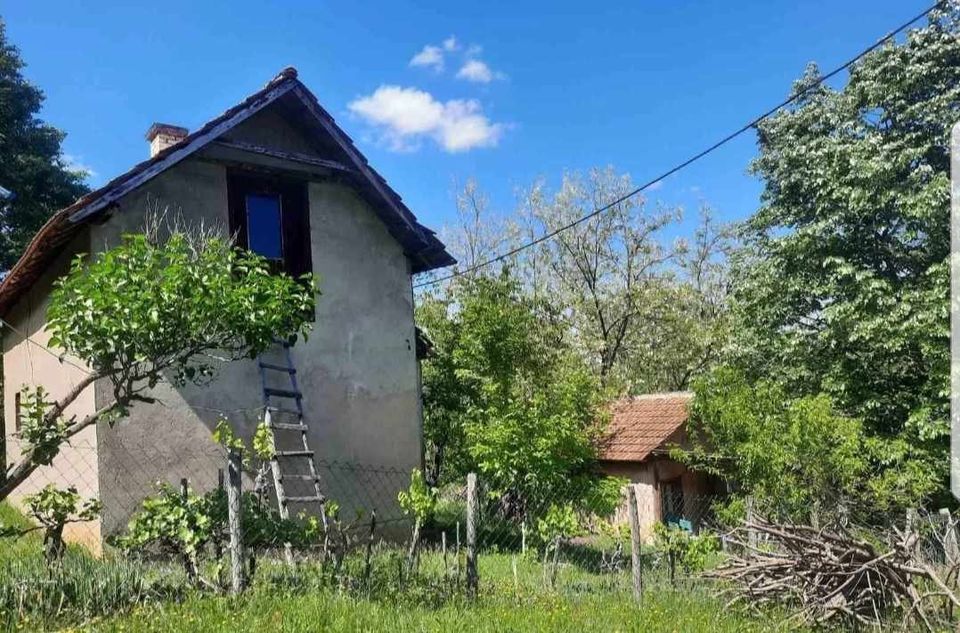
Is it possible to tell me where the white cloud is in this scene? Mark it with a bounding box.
[348,85,504,153]
[410,45,444,71]
[62,154,97,180]
[442,36,458,52]
[456,59,503,83]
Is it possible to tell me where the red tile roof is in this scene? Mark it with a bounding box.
[599,392,693,462]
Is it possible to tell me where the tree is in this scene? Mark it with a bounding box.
[0,18,89,269]
[619,207,733,391]
[522,168,678,383]
[435,174,733,395]
[681,367,867,524]
[683,367,940,523]
[416,272,611,508]
[440,177,520,275]
[729,7,959,504]
[518,169,731,392]
[0,222,317,500]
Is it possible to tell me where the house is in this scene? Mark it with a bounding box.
[0,68,454,549]
[598,392,723,541]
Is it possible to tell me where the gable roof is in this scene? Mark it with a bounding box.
[599,392,693,462]
[0,67,454,317]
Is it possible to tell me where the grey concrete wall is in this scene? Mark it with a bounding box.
[89,132,421,536]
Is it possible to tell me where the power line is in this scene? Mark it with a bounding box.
[413,1,944,289]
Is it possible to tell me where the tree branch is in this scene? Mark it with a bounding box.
[0,400,122,500]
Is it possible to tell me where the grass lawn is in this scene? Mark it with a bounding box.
[79,551,799,633]
[85,585,795,633]
[0,500,39,564]
[1,501,799,632]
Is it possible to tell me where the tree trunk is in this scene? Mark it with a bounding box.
[406,517,422,574]
[44,525,65,563]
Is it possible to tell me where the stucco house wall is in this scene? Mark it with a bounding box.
[2,232,102,551]
[0,70,449,546]
[88,153,421,536]
[600,457,722,542]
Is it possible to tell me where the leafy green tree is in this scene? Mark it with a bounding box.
[417,273,613,510]
[1,227,317,500]
[681,367,939,523]
[729,7,959,504]
[0,18,89,269]
[440,176,732,397]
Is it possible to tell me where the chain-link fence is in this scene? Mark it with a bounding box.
[3,430,727,598]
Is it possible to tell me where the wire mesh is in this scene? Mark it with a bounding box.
[4,426,730,599]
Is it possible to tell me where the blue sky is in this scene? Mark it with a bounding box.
[3,0,934,248]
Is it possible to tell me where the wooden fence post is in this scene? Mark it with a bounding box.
[626,484,643,603]
[214,469,224,561]
[466,472,478,598]
[227,448,245,594]
[940,508,959,564]
[363,510,377,585]
[177,478,197,583]
[746,495,757,549]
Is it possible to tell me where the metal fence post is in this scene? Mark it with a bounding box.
[227,448,245,594]
[626,484,643,602]
[466,472,478,598]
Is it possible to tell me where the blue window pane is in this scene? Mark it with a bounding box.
[246,193,282,259]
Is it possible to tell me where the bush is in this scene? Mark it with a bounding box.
[653,524,720,583]
[0,549,182,628]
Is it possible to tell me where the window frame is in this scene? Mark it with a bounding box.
[226,170,312,279]
[244,191,285,264]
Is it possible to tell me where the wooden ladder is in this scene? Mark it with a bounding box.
[258,339,327,552]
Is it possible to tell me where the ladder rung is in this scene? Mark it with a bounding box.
[269,422,308,431]
[275,450,314,458]
[280,474,320,481]
[259,361,296,374]
[264,387,302,400]
[266,406,301,416]
[283,496,325,504]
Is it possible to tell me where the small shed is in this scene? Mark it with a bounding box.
[598,392,723,541]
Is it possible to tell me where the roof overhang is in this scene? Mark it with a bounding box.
[0,68,454,318]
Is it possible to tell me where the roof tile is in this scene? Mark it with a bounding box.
[599,392,693,462]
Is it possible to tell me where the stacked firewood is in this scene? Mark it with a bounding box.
[709,517,960,630]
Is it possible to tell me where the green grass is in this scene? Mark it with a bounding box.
[74,551,801,633]
[0,502,799,633]
[0,501,39,565]
[85,586,796,633]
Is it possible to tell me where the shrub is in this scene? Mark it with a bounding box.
[653,523,720,584]
[0,549,180,629]
[0,484,101,563]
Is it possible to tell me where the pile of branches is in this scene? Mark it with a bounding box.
[709,517,960,630]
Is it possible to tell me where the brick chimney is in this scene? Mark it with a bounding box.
[145,123,188,157]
